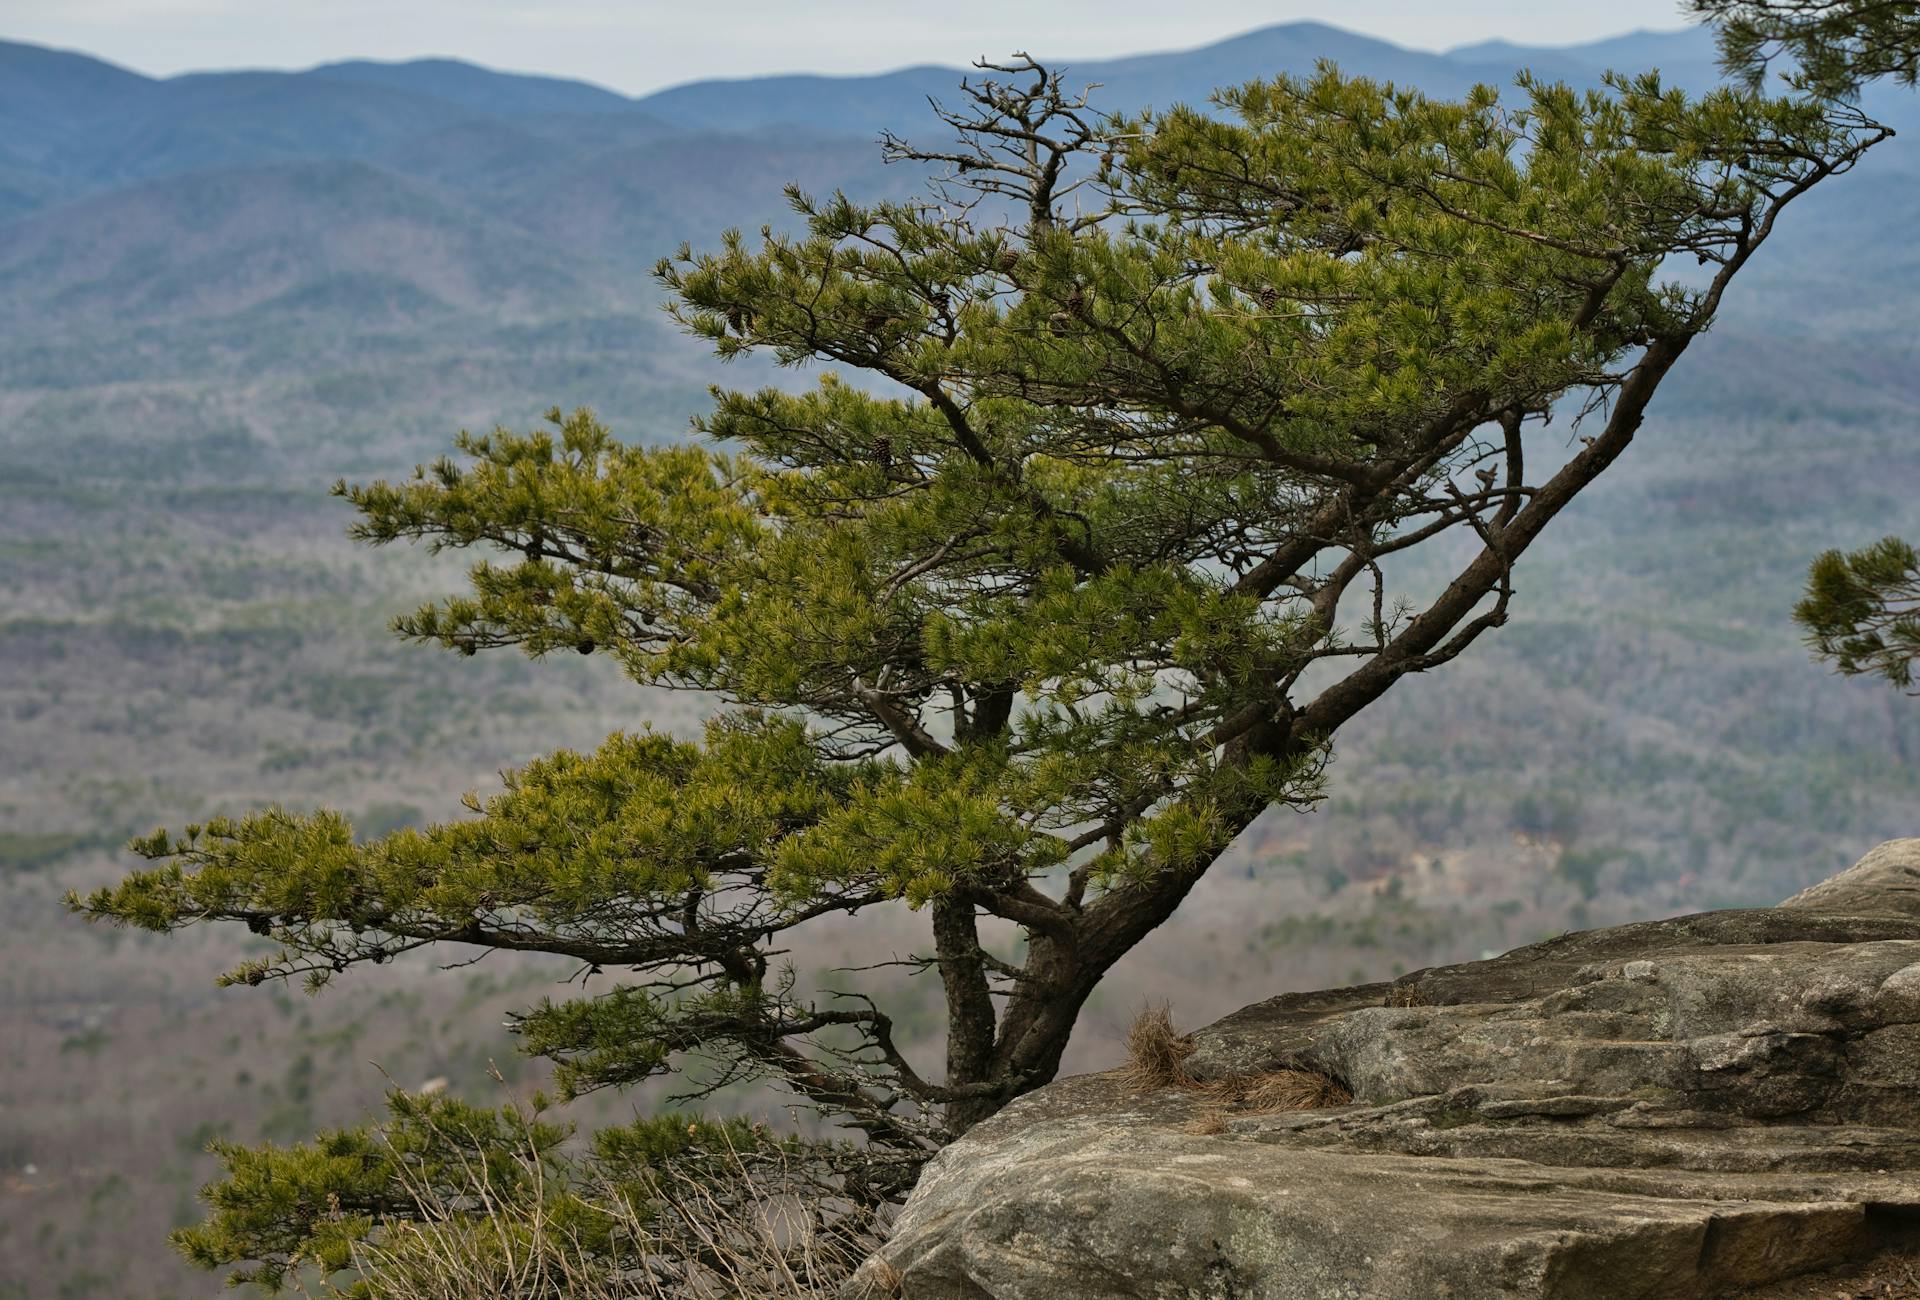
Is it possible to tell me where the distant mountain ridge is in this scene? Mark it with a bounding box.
[632,22,1723,137]
[0,23,1724,208]
[0,20,1910,380]
[0,20,1751,346]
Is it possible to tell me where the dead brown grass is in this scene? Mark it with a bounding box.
[1120,1006,1351,1122]
[1182,1108,1230,1136]
[1207,1069,1353,1112]
[315,1079,887,1300]
[843,1258,904,1299]
[1120,1003,1198,1090]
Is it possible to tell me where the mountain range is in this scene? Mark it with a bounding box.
[7,21,1913,386]
[2,24,1728,196]
[0,24,1741,325]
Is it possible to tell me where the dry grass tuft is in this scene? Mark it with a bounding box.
[843,1257,905,1300]
[1182,1108,1231,1136]
[1119,1005,1351,1122]
[319,1077,886,1300]
[1120,1003,1198,1091]
[1220,1069,1354,1113]
[341,1150,885,1300]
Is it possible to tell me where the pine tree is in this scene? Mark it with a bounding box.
[72,52,1887,1285]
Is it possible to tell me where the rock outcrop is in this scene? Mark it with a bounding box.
[853,839,1920,1300]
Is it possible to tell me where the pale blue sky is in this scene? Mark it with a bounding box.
[6,0,1697,95]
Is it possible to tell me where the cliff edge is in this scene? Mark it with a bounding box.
[852,839,1920,1299]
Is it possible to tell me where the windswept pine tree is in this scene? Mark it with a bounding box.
[75,48,1888,1288]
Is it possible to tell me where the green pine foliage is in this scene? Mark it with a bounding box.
[71,51,1888,1288]
[173,1085,829,1296]
[1691,0,1918,94]
[1796,537,1920,688]
[172,1090,571,1291]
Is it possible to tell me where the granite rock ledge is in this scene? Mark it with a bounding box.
[849,838,1920,1300]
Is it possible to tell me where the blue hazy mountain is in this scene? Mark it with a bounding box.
[0,22,1757,323]
[307,57,636,116]
[0,24,1725,208]
[0,20,1910,369]
[632,23,1723,135]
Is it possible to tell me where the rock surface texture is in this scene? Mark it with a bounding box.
[852,839,1920,1300]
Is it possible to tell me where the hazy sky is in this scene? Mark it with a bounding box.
[7,0,1698,96]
